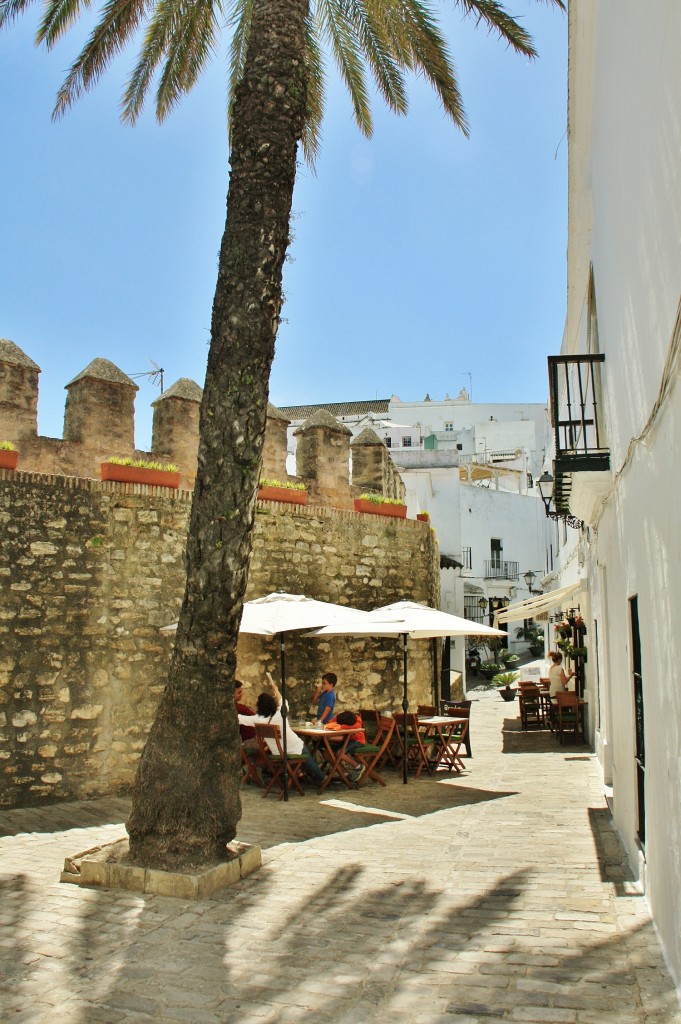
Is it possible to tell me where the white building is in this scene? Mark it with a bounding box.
[499,1,681,994]
[279,393,551,677]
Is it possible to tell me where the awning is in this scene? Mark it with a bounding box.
[493,582,583,626]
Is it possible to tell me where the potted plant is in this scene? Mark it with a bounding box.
[416,511,430,523]
[101,457,181,488]
[354,493,407,519]
[257,477,308,505]
[515,624,545,657]
[0,441,18,471]
[492,671,519,700]
[480,661,503,681]
[503,653,520,669]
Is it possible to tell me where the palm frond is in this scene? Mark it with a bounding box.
[51,0,149,117]
[37,0,97,47]
[453,0,540,58]
[226,0,253,140]
[300,12,326,169]
[343,0,408,116]
[318,0,372,136]
[0,0,38,29]
[399,0,468,134]
[122,0,219,123]
[154,0,220,120]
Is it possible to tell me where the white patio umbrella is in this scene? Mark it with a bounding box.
[309,601,506,784]
[161,592,367,800]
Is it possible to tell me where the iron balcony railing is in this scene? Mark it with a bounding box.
[548,354,610,514]
[483,560,519,580]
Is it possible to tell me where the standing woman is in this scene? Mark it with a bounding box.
[548,651,575,696]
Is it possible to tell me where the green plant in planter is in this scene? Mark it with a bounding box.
[358,492,405,506]
[0,440,17,450]
[504,653,520,665]
[259,477,306,491]
[108,456,179,472]
[492,671,519,687]
[480,661,503,678]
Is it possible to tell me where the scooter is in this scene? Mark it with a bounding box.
[466,647,481,677]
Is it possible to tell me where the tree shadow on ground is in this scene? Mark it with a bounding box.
[38,860,681,1024]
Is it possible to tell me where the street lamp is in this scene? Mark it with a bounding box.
[537,470,583,529]
[523,570,543,595]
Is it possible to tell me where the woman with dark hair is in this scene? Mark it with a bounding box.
[238,676,325,785]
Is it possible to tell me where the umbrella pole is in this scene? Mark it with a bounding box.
[280,632,288,802]
[432,637,440,711]
[401,633,409,785]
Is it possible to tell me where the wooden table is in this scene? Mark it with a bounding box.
[418,716,468,772]
[293,725,365,791]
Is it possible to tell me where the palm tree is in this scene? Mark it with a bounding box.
[0,0,564,870]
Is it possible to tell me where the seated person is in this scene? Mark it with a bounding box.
[548,650,575,697]
[313,672,337,725]
[237,674,325,785]
[325,710,367,784]
[234,679,256,748]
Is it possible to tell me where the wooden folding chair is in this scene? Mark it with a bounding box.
[241,744,265,788]
[519,685,543,730]
[392,713,437,777]
[441,700,472,757]
[417,704,437,717]
[438,719,469,773]
[254,723,308,799]
[358,708,380,741]
[555,691,581,744]
[353,716,395,787]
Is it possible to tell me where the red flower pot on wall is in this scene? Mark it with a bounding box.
[101,463,181,489]
[257,485,308,505]
[0,449,19,471]
[354,498,407,519]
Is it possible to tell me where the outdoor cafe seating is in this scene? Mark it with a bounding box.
[392,712,438,777]
[352,715,396,787]
[254,723,308,800]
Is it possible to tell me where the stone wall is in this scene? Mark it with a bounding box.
[0,471,439,808]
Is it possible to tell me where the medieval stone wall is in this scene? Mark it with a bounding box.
[0,471,439,808]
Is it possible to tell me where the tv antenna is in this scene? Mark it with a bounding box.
[129,360,164,393]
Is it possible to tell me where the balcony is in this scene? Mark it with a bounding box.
[548,354,611,523]
[484,560,519,581]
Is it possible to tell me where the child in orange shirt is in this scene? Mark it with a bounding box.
[325,710,367,784]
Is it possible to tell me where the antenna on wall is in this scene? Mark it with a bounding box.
[129,360,165,393]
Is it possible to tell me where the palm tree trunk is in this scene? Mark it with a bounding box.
[127,0,310,870]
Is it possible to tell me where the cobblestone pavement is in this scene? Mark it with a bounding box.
[2,694,680,1024]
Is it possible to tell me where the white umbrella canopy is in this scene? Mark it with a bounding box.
[370,601,507,639]
[240,592,367,635]
[308,602,505,784]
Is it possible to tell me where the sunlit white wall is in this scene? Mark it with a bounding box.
[567,0,681,990]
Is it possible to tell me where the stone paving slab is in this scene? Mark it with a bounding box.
[1,693,680,1023]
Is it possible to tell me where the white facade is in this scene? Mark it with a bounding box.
[280,395,550,678]
[555,0,681,992]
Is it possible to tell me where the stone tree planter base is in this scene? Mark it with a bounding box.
[101,463,181,488]
[61,837,261,899]
[0,449,19,471]
[354,498,407,518]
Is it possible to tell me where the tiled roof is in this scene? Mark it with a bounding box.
[277,399,390,420]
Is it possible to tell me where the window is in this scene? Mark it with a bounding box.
[444,422,454,432]
[402,436,412,448]
[384,436,392,448]
[490,538,503,566]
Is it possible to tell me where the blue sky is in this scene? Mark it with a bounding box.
[0,2,567,450]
